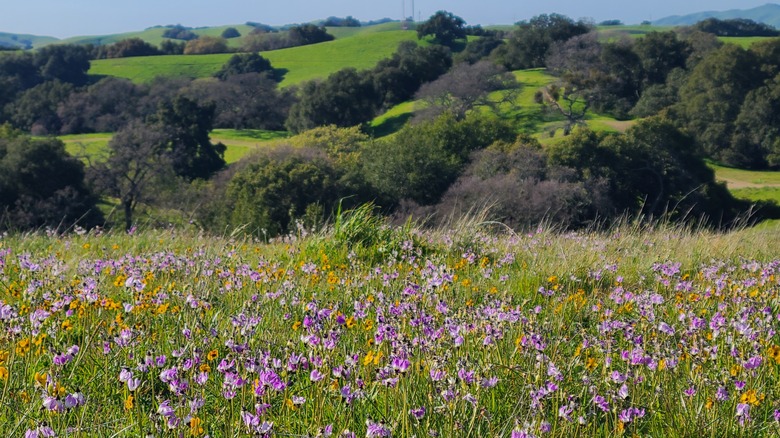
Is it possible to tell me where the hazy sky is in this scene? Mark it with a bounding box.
[2,0,776,38]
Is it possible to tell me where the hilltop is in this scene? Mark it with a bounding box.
[654,3,780,27]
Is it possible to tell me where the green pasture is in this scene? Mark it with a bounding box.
[709,162,780,204]
[88,29,418,86]
[263,30,417,87]
[368,68,633,139]
[60,129,287,164]
[719,36,779,47]
[0,31,57,49]
[326,21,405,39]
[62,24,257,48]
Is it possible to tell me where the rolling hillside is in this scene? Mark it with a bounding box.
[88,28,418,86]
[0,32,58,49]
[60,24,258,48]
[654,3,780,27]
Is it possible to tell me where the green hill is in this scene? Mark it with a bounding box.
[61,129,289,164]
[88,29,419,86]
[654,3,780,27]
[61,24,258,49]
[0,32,58,49]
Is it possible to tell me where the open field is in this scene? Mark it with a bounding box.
[2,217,780,436]
[710,163,780,204]
[88,29,418,86]
[718,36,779,47]
[61,129,288,164]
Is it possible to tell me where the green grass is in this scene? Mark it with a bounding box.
[709,162,780,204]
[0,32,58,49]
[60,133,111,162]
[709,163,780,186]
[326,21,405,39]
[368,68,631,140]
[60,129,288,164]
[89,53,233,83]
[719,36,779,48]
[88,30,418,86]
[61,25,257,48]
[596,25,674,40]
[4,220,780,436]
[731,187,780,204]
[211,129,290,163]
[368,102,416,137]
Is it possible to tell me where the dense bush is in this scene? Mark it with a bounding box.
[322,16,361,27]
[243,24,333,52]
[213,53,275,80]
[429,137,610,229]
[221,27,241,38]
[162,25,199,41]
[207,148,341,236]
[183,36,230,55]
[93,38,162,59]
[694,18,780,37]
[361,113,515,206]
[0,130,102,230]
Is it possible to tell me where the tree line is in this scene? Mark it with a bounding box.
[0,11,778,234]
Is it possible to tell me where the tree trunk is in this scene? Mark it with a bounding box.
[123,199,133,232]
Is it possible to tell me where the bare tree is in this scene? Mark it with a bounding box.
[88,120,174,230]
[414,60,520,120]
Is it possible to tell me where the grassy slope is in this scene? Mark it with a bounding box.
[709,163,780,204]
[0,32,58,49]
[88,29,417,86]
[369,68,632,141]
[61,25,257,48]
[61,129,288,164]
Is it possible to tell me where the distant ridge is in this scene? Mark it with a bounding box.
[653,3,780,28]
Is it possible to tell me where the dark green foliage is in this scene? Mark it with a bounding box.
[493,13,592,70]
[286,68,378,133]
[676,44,761,163]
[288,24,334,46]
[33,44,91,86]
[94,38,162,59]
[159,40,185,55]
[694,18,780,37]
[548,118,742,223]
[214,53,274,81]
[58,77,141,134]
[0,132,102,231]
[634,31,691,86]
[183,73,290,130]
[416,11,467,47]
[245,22,276,32]
[371,41,452,107]
[163,25,199,41]
[629,68,687,118]
[322,16,361,27]
[221,27,241,39]
[7,80,74,134]
[752,38,780,78]
[455,35,505,64]
[221,150,339,236]
[361,113,515,206]
[730,74,780,168]
[153,96,226,180]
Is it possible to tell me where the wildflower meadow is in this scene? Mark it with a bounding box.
[3,213,780,437]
